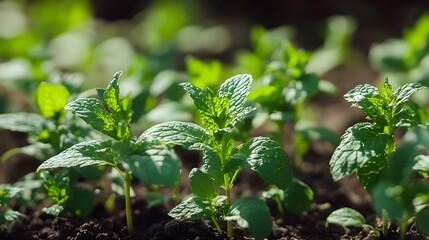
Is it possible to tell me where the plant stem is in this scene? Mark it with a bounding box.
[124,171,134,233]
[382,209,389,237]
[274,195,284,214]
[113,166,134,234]
[400,215,408,240]
[211,216,222,233]
[220,136,233,239]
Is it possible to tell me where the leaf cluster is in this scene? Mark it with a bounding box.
[330,79,426,189]
[37,72,182,219]
[0,186,23,223]
[144,74,311,239]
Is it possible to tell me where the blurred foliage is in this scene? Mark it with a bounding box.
[370,13,429,105]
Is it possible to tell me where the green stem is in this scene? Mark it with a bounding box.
[125,171,134,233]
[114,166,134,233]
[211,216,222,232]
[220,137,233,239]
[293,102,304,167]
[275,195,284,214]
[400,216,408,240]
[382,210,389,237]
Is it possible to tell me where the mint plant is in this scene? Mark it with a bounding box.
[330,78,426,188]
[0,81,104,216]
[249,41,339,166]
[142,74,309,239]
[370,125,429,239]
[37,72,182,233]
[0,186,23,223]
[329,78,426,237]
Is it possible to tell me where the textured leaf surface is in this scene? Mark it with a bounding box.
[0,113,47,133]
[356,156,386,189]
[121,144,181,187]
[201,150,223,185]
[42,204,64,217]
[181,82,230,133]
[344,84,379,105]
[330,123,390,181]
[236,137,292,190]
[394,82,424,107]
[65,99,117,139]
[189,168,217,199]
[36,83,70,118]
[217,74,252,119]
[168,196,212,220]
[100,72,122,113]
[141,121,213,151]
[326,207,366,227]
[225,197,272,240]
[37,140,120,171]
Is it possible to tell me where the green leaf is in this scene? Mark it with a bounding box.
[344,84,379,105]
[394,101,424,127]
[201,150,223,185]
[98,71,122,113]
[141,121,214,151]
[40,171,70,205]
[330,123,390,181]
[356,155,386,189]
[283,178,314,214]
[416,208,429,235]
[248,85,281,105]
[235,137,292,190]
[326,207,366,228]
[42,204,64,217]
[225,197,272,240]
[65,98,117,139]
[186,57,222,90]
[121,144,181,187]
[189,168,217,199]
[37,140,121,171]
[371,181,406,221]
[0,112,47,133]
[393,82,424,107]
[0,187,22,206]
[168,196,212,220]
[146,192,168,209]
[217,74,252,120]
[284,73,319,104]
[36,82,70,118]
[180,82,230,133]
[66,187,96,217]
[413,155,429,176]
[0,209,22,223]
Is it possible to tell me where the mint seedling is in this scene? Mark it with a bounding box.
[330,78,426,237]
[0,186,23,223]
[37,72,181,233]
[330,78,425,188]
[143,74,307,239]
[371,126,429,239]
[249,41,339,167]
